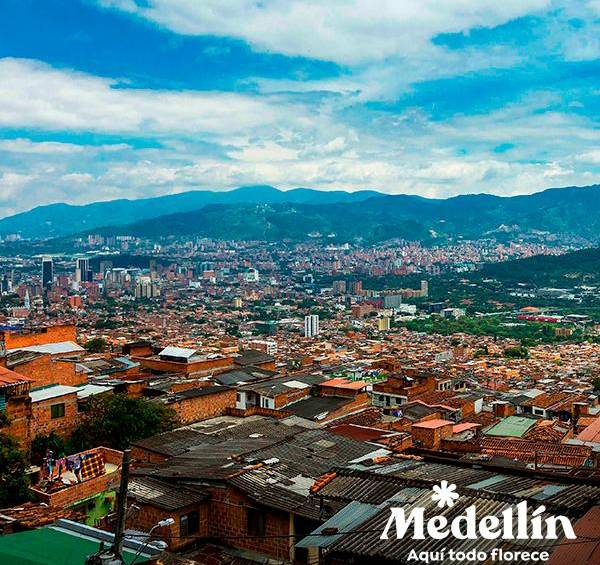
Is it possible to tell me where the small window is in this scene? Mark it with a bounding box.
[50,403,65,419]
[247,509,266,536]
[180,510,200,537]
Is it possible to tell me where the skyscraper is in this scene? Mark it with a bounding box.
[304,314,319,338]
[75,257,91,283]
[41,256,53,290]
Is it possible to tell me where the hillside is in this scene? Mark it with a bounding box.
[0,185,381,239]
[479,247,600,287]
[90,184,600,243]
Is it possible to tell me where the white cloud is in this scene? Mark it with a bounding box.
[576,149,600,164]
[97,0,550,65]
[0,138,131,155]
[0,58,304,137]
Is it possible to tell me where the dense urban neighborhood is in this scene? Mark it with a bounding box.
[1,233,600,564]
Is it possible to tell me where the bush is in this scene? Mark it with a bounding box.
[31,432,66,465]
[0,433,30,506]
[84,337,107,353]
[69,394,179,452]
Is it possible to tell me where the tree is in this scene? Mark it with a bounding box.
[84,337,107,353]
[592,377,600,391]
[504,346,529,359]
[69,394,178,452]
[0,433,30,507]
[31,432,66,466]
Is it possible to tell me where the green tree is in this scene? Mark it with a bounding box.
[84,337,107,353]
[0,433,30,506]
[31,432,66,466]
[592,377,600,391]
[504,346,529,359]
[69,394,178,452]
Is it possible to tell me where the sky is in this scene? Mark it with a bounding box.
[0,0,598,217]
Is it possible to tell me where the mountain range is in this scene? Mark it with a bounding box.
[0,185,380,239]
[2,184,600,243]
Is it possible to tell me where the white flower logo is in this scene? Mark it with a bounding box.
[431,480,459,508]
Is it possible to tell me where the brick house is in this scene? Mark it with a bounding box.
[127,477,209,551]
[372,372,437,411]
[411,419,454,450]
[233,349,277,372]
[29,385,80,438]
[0,324,77,350]
[3,351,86,388]
[133,346,234,376]
[161,386,236,425]
[0,367,35,444]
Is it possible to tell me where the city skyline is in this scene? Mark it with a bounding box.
[0,1,598,216]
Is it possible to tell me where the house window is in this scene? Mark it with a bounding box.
[247,509,266,536]
[50,403,65,419]
[180,510,200,537]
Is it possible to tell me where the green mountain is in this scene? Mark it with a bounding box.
[0,185,381,239]
[479,247,600,287]
[91,184,600,243]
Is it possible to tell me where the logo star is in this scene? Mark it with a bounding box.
[431,480,459,508]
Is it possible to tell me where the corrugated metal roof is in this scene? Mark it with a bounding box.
[485,416,537,437]
[158,346,197,358]
[30,385,78,402]
[8,341,84,355]
[128,477,208,511]
[75,384,113,399]
[296,501,381,549]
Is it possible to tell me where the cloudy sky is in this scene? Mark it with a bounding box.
[0,0,598,217]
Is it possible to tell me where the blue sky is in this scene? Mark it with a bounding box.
[0,0,598,216]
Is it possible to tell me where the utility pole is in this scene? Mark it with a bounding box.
[85,449,131,565]
[111,449,132,561]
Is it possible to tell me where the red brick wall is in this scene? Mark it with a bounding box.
[30,447,123,507]
[125,344,153,357]
[134,356,234,375]
[411,423,453,450]
[126,502,209,550]
[168,388,236,424]
[2,395,32,445]
[12,356,85,388]
[169,380,212,393]
[320,386,360,398]
[440,438,481,454]
[1,324,77,349]
[208,486,291,561]
[30,392,79,438]
[317,394,370,423]
[131,446,169,465]
[274,388,310,409]
[225,407,291,419]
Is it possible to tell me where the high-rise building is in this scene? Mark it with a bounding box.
[134,278,160,299]
[383,294,403,309]
[332,280,347,295]
[421,280,429,297]
[304,314,319,338]
[41,256,53,290]
[349,280,363,295]
[378,317,391,331]
[75,257,91,283]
